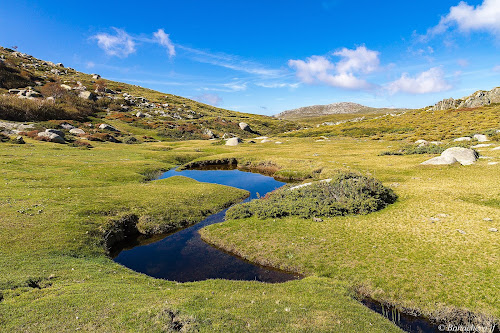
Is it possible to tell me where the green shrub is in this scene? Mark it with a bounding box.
[123,136,139,144]
[226,173,397,220]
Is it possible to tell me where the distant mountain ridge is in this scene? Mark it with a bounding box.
[275,102,406,120]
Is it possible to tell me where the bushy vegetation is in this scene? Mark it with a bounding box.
[0,60,36,89]
[226,173,397,220]
[0,93,96,122]
[379,141,473,156]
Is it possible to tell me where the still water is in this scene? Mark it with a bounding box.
[113,167,301,283]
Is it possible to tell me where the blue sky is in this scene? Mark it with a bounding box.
[1,0,500,115]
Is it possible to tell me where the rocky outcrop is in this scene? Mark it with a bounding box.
[99,124,120,132]
[430,87,500,111]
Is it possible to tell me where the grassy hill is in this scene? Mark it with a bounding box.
[0,47,298,143]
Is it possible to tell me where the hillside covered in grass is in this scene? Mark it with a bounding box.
[0,47,298,143]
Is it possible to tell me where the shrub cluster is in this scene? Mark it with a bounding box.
[226,173,397,220]
[0,94,96,122]
[379,142,472,156]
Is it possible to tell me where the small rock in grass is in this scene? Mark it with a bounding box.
[484,218,493,221]
[489,228,498,232]
[313,217,323,222]
[456,229,466,234]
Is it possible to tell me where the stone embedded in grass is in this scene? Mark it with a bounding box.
[489,228,498,232]
[472,144,492,148]
[454,137,472,142]
[473,134,489,142]
[456,229,467,234]
[37,130,65,144]
[99,123,120,132]
[225,137,242,146]
[69,128,85,135]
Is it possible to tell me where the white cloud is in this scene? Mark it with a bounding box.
[431,0,500,35]
[333,46,380,74]
[255,82,300,88]
[494,65,500,72]
[387,67,452,94]
[179,45,282,77]
[288,46,379,90]
[93,28,136,58]
[153,29,176,58]
[195,93,223,106]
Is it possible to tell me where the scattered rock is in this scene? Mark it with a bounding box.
[415,139,428,147]
[313,217,323,222]
[275,141,283,144]
[472,143,492,148]
[491,146,500,151]
[239,122,252,132]
[489,228,498,232]
[60,84,72,91]
[473,134,489,142]
[92,74,101,80]
[99,124,120,132]
[15,136,25,144]
[225,137,242,146]
[261,139,272,143]
[59,123,75,130]
[454,137,472,142]
[37,131,65,144]
[202,128,215,139]
[483,218,493,221]
[488,162,499,165]
[69,128,85,135]
[78,91,96,101]
[456,229,466,234]
[136,112,145,118]
[45,129,65,138]
[254,136,268,140]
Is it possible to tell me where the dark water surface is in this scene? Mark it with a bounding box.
[113,168,301,283]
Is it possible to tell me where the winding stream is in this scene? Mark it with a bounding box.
[112,167,498,333]
[112,167,301,283]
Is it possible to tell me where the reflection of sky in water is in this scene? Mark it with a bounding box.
[114,169,300,283]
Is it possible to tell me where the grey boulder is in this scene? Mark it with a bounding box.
[225,137,242,146]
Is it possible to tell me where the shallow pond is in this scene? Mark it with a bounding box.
[112,167,301,283]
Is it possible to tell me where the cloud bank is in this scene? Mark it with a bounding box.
[288,46,379,90]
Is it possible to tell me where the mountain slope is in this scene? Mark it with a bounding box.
[0,47,298,142]
[275,102,407,120]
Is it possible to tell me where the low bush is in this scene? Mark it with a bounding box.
[379,142,472,156]
[226,172,397,220]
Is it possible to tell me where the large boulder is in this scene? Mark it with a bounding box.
[239,122,251,132]
[78,91,96,101]
[225,137,242,146]
[421,147,478,166]
[37,131,65,144]
[441,147,478,165]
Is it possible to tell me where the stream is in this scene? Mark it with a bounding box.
[112,166,498,333]
[112,166,301,283]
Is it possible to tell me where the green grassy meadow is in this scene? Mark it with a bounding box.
[1,137,407,332]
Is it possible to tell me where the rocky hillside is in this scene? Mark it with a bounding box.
[275,102,407,120]
[430,86,500,111]
[0,47,298,144]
